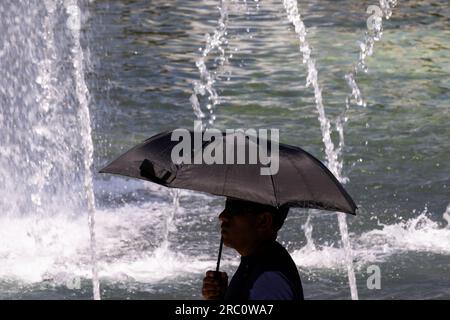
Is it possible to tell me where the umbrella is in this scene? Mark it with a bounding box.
[100,129,357,271]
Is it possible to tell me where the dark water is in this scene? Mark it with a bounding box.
[0,0,449,299]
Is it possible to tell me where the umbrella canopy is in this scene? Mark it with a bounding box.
[100,129,357,215]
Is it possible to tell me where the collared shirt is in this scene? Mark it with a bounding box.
[224,240,304,300]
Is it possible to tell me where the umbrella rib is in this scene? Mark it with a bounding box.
[269,172,279,207]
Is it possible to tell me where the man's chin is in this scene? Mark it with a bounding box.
[221,233,234,248]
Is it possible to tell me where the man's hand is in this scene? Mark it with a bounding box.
[202,270,228,300]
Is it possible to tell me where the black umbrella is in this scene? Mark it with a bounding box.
[100,129,357,271]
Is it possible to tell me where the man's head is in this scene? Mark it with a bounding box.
[218,198,289,256]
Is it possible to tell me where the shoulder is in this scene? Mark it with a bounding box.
[248,271,295,300]
[266,241,299,271]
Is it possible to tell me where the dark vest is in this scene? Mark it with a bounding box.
[224,240,304,300]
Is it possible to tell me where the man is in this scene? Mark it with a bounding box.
[202,198,304,300]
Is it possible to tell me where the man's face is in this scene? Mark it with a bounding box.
[218,199,260,250]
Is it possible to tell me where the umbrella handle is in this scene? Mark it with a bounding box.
[216,235,224,272]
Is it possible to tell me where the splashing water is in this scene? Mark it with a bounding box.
[303,214,316,251]
[344,0,399,109]
[282,1,346,182]
[338,2,399,157]
[63,0,100,300]
[0,0,99,299]
[334,1,399,297]
[282,0,357,299]
[190,0,231,127]
[159,190,180,253]
[292,209,450,271]
[190,0,260,128]
[2,0,448,300]
[444,203,450,229]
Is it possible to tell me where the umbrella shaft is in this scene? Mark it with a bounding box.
[216,236,224,272]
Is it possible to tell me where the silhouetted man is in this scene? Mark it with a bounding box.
[202,198,304,300]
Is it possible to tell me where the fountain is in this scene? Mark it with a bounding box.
[159,190,180,253]
[189,0,375,299]
[64,0,100,300]
[284,0,401,299]
[188,0,408,300]
[303,214,316,251]
[2,0,447,301]
[0,0,99,299]
[282,0,359,299]
[344,0,398,110]
[444,203,450,228]
[190,0,231,127]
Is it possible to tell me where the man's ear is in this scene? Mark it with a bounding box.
[257,212,273,231]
